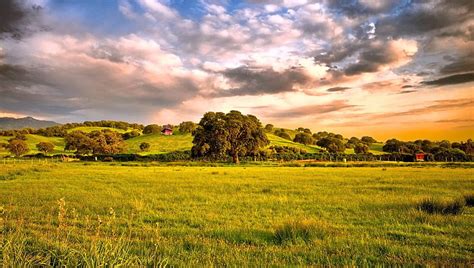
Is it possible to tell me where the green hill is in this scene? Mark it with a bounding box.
[0,134,65,156]
[0,126,387,156]
[125,133,193,154]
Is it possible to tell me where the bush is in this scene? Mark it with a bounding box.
[139,142,151,152]
[417,198,465,215]
[274,219,329,245]
[464,194,474,207]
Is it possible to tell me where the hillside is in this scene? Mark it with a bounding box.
[0,116,59,130]
[1,126,386,156]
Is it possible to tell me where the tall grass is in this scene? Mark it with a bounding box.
[417,198,465,215]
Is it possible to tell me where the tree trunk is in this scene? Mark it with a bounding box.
[232,154,240,164]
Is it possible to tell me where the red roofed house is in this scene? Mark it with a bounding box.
[415,153,425,162]
[162,125,173,135]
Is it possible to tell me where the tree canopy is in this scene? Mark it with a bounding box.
[65,130,125,155]
[191,111,269,164]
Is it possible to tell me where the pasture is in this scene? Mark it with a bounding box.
[1,161,473,266]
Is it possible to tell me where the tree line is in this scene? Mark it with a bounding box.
[0,113,472,163]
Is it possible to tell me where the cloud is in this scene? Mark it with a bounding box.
[258,100,356,118]
[422,72,474,86]
[216,66,312,96]
[326,86,350,92]
[373,99,474,119]
[344,39,417,76]
[0,0,43,38]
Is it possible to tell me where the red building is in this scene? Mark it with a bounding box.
[161,125,173,135]
[415,153,425,161]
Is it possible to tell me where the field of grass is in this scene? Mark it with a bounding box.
[0,134,65,156]
[1,162,473,266]
[125,133,193,154]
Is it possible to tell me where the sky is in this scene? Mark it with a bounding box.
[0,0,473,141]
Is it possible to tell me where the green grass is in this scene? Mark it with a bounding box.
[0,135,65,156]
[125,133,193,154]
[1,162,473,265]
[266,133,322,153]
[370,142,385,155]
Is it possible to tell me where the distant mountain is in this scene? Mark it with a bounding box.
[0,116,60,130]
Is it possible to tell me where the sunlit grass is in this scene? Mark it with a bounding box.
[1,162,473,265]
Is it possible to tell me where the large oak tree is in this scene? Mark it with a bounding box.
[191,111,269,164]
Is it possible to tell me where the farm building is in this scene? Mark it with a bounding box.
[162,125,173,135]
[415,153,425,161]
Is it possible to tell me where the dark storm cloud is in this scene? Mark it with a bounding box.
[0,0,43,38]
[343,41,400,76]
[324,0,400,17]
[422,72,474,86]
[376,0,474,38]
[439,54,474,75]
[216,66,311,96]
[326,86,350,92]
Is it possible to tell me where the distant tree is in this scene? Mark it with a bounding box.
[143,124,162,134]
[64,130,125,155]
[361,136,376,145]
[178,121,197,134]
[354,143,369,154]
[139,142,151,152]
[9,134,27,141]
[278,132,292,140]
[439,140,451,149]
[316,137,345,153]
[383,139,405,153]
[296,127,305,132]
[7,139,29,157]
[274,129,292,140]
[264,124,274,132]
[88,130,125,154]
[36,141,55,154]
[122,130,141,140]
[191,111,269,164]
[64,131,94,154]
[293,133,313,145]
[303,128,312,134]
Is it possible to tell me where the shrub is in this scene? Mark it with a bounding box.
[139,142,151,152]
[417,198,465,215]
[464,194,474,207]
[274,219,329,245]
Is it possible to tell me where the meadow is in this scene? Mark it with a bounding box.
[1,161,473,266]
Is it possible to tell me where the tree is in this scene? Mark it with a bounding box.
[361,136,376,145]
[293,133,313,145]
[36,141,55,154]
[191,111,269,164]
[178,121,197,134]
[143,124,162,134]
[7,139,29,157]
[64,130,125,155]
[274,129,292,140]
[139,142,151,152]
[264,124,274,132]
[316,137,345,153]
[122,130,141,140]
[64,131,94,154]
[354,143,369,154]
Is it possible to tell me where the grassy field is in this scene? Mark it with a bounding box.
[1,162,473,266]
[125,133,193,154]
[0,135,65,156]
